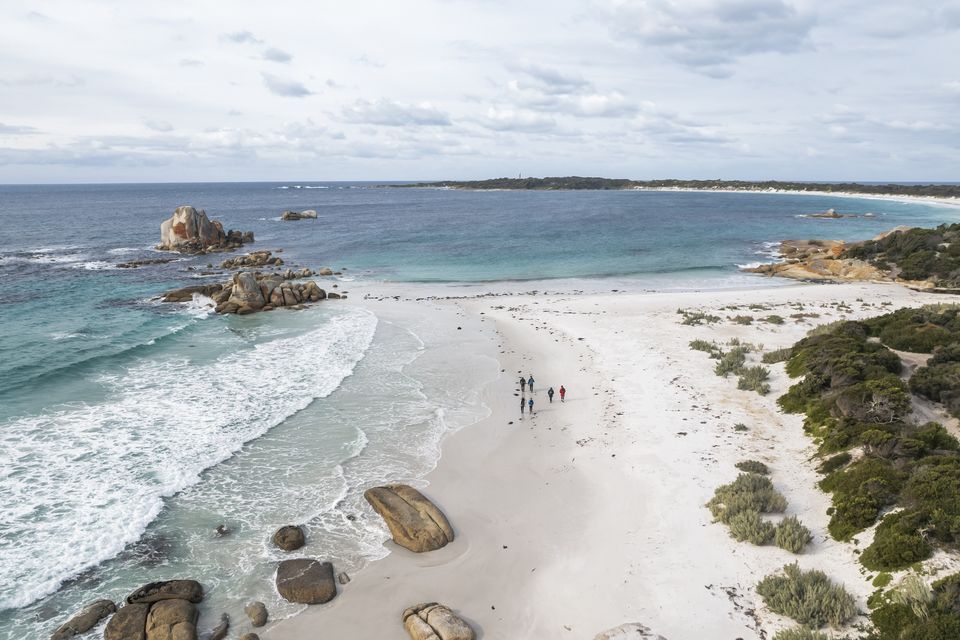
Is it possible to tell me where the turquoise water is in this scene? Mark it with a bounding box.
[0,183,956,638]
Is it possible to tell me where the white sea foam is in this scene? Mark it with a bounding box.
[0,308,378,610]
[72,260,116,270]
[107,247,139,255]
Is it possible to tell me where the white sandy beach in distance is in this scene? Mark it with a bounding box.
[264,281,959,640]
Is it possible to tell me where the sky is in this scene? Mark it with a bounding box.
[0,0,958,183]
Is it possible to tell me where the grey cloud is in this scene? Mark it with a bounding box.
[262,73,312,97]
[222,30,262,44]
[504,65,637,118]
[263,47,292,63]
[476,108,555,132]
[355,55,385,68]
[341,99,451,126]
[0,74,84,88]
[179,58,204,67]
[511,63,590,94]
[605,0,815,77]
[0,123,40,135]
[143,120,174,132]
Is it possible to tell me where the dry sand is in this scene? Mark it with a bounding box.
[264,281,960,640]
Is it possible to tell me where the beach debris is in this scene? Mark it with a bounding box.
[337,572,351,585]
[215,524,230,537]
[49,599,116,640]
[402,603,475,640]
[275,559,337,605]
[127,580,204,605]
[103,603,150,640]
[272,525,306,551]
[593,622,668,639]
[244,601,268,627]
[206,613,229,640]
[363,484,454,553]
[281,209,318,221]
[158,205,253,254]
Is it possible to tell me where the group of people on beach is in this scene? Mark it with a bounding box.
[519,374,565,416]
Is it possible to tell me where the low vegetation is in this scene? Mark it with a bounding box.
[844,226,960,286]
[772,629,830,640]
[774,516,814,553]
[763,347,794,364]
[756,563,858,628]
[735,460,770,474]
[678,308,722,325]
[867,572,960,639]
[707,473,787,523]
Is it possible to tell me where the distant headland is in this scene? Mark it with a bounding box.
[393,176,960,198]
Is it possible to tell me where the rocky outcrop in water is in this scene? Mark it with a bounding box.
[161,270,329,314]
[364,485,454,553]
[744,239,890,283]
[206,613,229,640]
[221,251,284,269]
[272,525,306,551]
[104,581,203,640]
[275,559,337,604]
[116,258,176,269]
[158,206,253,254]
[402,603,475,640]
[50,599,116,640]
[281,210,318,221]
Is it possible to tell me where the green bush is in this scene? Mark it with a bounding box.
[771,628,829,640]
[871,603,920,639]
[864,306,960,353]
[763,347,793,364]
[716,347,749,376]
[756,563,858,628]
[818,452,852,474]
[910,362,960,417]
[821,457,907,540]
[869,573,960,639]
[775,516,813,553]
[901,459,960,544]
[679,309,721,325]
[707,473,788,523]
[731,315,754,325]
[861,511,933,571]
[763,315,786,325]
[736,460,770,474]
[727,509,776,544]
[737,365,771,395]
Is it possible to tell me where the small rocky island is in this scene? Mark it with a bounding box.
[281,209,318,221]
[158,206,254,254]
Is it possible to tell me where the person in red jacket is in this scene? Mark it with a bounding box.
[559,385,566,402]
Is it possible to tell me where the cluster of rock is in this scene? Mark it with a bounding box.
[281,210,318,221]
[116,258,175,269]
[103,580,204,640]
[158,206,254,254]
[221,251,284,269]
[162,270,336,314]
[50,600,116,640]
[403,603,475,640]
[744,237,889,283]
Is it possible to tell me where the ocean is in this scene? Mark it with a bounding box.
[0,182,956,638]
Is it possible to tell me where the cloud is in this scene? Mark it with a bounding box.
[261,73,312,97]
[143,119,174,132]
[341,99,452,126]
[603,0,815,77]
[179,58,204,67]
[221,30,261,44]
[476,108,555,132]
[355,54,385,68]
[509,62,590,95]
[0,74,84,88]
[262,47,292,63]
[503,64,637,118]
[0,123,40,135]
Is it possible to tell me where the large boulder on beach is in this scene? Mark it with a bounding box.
[159,206,225,251]
[272,525,305,551]
[127,580,204,605]
[144,599,198,640]
[275,559,337,604]
[244,601,268,627]
[402,603,475,640]
[50,599,116,639]
[363,485,453,553]
[104,603,150,640]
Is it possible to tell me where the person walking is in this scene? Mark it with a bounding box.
[547,387,555,403]
[527,375,535,393]
[559,385,566,402]
[520,395,526,414]
[528,397,534,415]
[519,376,526,393]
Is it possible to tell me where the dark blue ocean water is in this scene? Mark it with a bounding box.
[0,182,957,638]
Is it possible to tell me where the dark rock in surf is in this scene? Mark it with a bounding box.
[126,580,203,605]
[272,525,306,551]
[103,603,150,640]
[275,559,337,604]
[50,599,116,640]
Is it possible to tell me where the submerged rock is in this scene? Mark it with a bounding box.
[275,559,337,604]
[402,603,474,640]
[272,525,306,551]
[50,599,116,639]
[364,485,454,553]
[207,613,229,640]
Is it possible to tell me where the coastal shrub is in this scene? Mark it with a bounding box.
[820,457,907,540]
[874,573,894,588]
[763,347,793,364]
[928,342,960,366]
[727,509,776,544]
[860,511,933,571]
[871,603,921,639]
[735,460,770,474]
[755,563,858,628]
[734,422,749,432]
[900,458,960,544]
[774,516,813,553]
[892,573,933,619]
[689,339,722,358]
[707,473,788,523]
[715,347,749,377]
[818,452,852,474]
[869,572,960,640]
[737,365,771,395]
[772,627,829,640]
[910,362,960,417]
[679,309,721,325]
[864,305,960,353]
[732,315,754,325]
[763,315,786,325]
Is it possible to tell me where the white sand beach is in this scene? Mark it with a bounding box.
[263,281,960,639]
